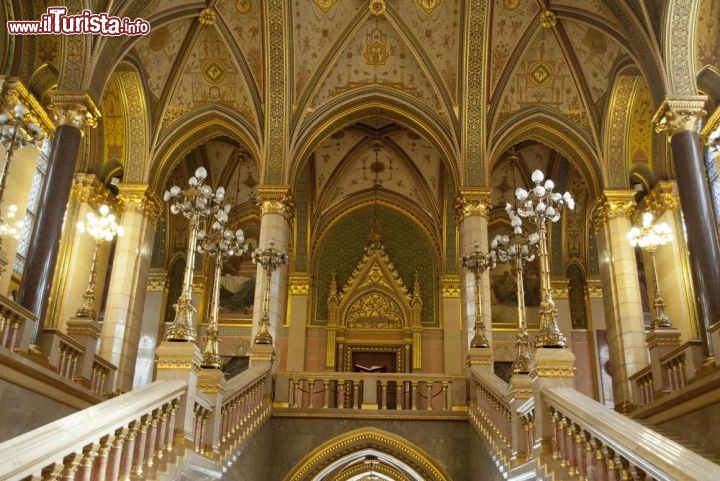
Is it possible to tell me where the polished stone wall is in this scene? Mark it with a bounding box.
[224,418,503,481]
[0,379,77,442]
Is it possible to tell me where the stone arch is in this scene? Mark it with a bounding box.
[149,106,261,193]
[283,427,451,481]
[289,88,460,192]
[664,0,701,95]
[489,108,602,197]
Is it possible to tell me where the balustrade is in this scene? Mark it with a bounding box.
[0,295,35,351]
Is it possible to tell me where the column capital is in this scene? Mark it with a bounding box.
[440,275,461,298]
[257,185,295,222]
[289,274,310,295]
[590,190,636,233]
[0,77,55,137]
[117,183,164,227]
[653,96,708,137]
[641,181,679,218]
[46,91,100,131]
[454,188,492,224]
[147,269,169,292]
[71,173,117,211]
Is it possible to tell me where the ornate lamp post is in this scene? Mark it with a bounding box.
[164,166,229,342]
[75,204,123,318]
[252,240,288,345]
[508,169,574,348]
[627,211,674,329]
[491,218,539,373]
[0,103,44,258]
[196,219,247,368]
[461,243,497,348]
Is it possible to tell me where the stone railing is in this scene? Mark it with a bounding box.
[469,370,512,469]
[542,387,720,480]
[0,295,35,351]
[273,372,466,416]
[0,380,187,481]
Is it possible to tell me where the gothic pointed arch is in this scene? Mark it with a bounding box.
[283,427,451,481]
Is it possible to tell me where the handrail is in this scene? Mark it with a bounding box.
[543,386,720,481]
[0,380,187,481]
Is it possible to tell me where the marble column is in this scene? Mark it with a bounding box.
[286,274,310,371]
[250,187,294,363]
[641,181,697,341]
[591,191,647,412]
[99,184,162,391]
[17,91,99,343]
[455,189,493,365]
[655,97,720,357]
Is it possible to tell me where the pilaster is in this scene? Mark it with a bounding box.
[100,183,161,391]
[455,188,493,352]
[590,191,647,411]
[286,274,310,371]
[440,275,463,375]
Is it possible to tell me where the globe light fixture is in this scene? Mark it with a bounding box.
[251,240,288,345]
[507,169,574,348]
[627,211,674,329]
[196,218,247,368]
[75,204,123,319]
[0,102,44,267]
[164,166,230,342]
[461,243,497,348]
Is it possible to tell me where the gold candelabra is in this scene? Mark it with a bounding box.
[0,103,44,263]
[75,204,123,318]
[491,224,539,373]
[196,219,247,368]
[251,240,288,345]
[627,211,674,329]
[163,166,230,342]
[507,169,574,348]
[461,242,497,348]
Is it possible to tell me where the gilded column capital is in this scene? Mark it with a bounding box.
[653,96,708,137]
[587,279,603,298]
[257,186,295,223]
[117,183,164,227]
[71,173,116,211]
[590,190,636,233]
[147,269,168,292]
[289,274,310,295]
[550,279,569,299]
[0,77,55,137]
[440,275,461,298]
[454,188,492,224]
[641,181,679,218]
[45,91,100,131]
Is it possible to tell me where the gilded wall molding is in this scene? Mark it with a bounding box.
[264,0,288,184]
[116,70,148,183]
[117,183,164,227]
[653,96,708,137]
[641,181,679,218]
[0,77,55,136]
[258,186,295,223]
[454,188,491,224]
[289,275,310,295]
[440,275,461,298]
[590,190,636,233]
[46,91,100,131]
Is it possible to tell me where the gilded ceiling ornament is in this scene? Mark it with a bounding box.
[502,0,520,10]
[369,0,386,16]
[202,60,227,85]
[235,0,252,15]
[539,10,557,29]
[653,96,708,137]
[417,0,440,14]
[313,0,337,13]
[364,26,389,66]
[529,62,553,87]
[198,8,216,26]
